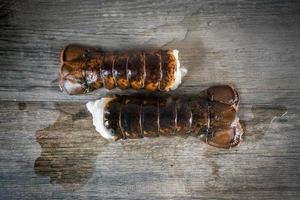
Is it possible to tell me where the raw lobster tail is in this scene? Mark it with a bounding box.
[87,85,243,149]
[60,44,184,95]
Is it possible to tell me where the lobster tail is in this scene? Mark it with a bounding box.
[60,45,184,94]
[87,85,243,149]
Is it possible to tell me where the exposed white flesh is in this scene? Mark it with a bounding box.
[86,98,116,140]
[171,49,187,90]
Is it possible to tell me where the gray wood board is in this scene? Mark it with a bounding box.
[0,0,300,199]
[0,102,299,199]
[0,0,299,105]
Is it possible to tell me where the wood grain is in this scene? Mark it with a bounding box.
[0,0,299,105]
[0,0,300,199]
[0,102,299,199]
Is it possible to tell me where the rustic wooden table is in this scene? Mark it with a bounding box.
[1,0,300,199]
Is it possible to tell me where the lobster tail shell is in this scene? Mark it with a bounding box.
[88,85,243,149]
[60,45,182,94]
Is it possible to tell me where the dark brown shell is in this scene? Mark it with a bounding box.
[102,85,243,148]
[60,45,178,95]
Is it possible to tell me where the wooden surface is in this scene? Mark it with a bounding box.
[0,0,299,199]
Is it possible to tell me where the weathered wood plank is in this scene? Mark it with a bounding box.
[1,0,300,199]
[0,0,299,105]
[0,102,299,199]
